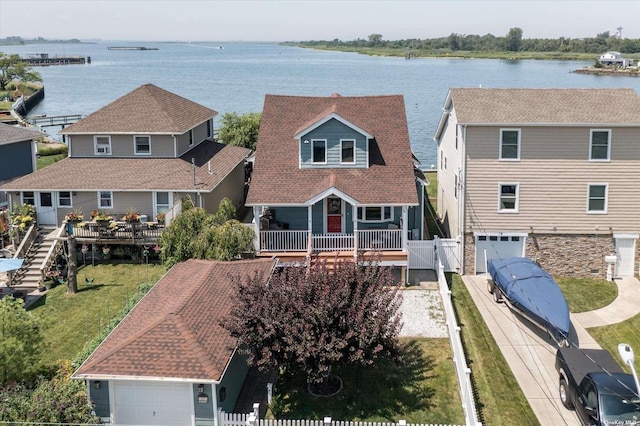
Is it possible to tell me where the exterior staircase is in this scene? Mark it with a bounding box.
[309,251,355,273]
[11,227,57,293]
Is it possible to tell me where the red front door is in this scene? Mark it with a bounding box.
[327,197,342,233]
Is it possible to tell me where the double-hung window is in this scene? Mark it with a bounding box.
[134,135,151,155]
[22,191,35,205]
[500,129,520,160]
[499,183,519,212]
[341,139,355,164]
[94,136,111,155]
[587,184,607,213]
[98,191,113,209]
[312,139,327,164]
[357,206,393,222]
[590,130,610,161]
[58,191,72,207]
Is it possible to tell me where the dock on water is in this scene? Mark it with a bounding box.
[20,53,88,66]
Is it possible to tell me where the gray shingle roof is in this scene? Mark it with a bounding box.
[74,258,276,381]
[0,141,249,191]
[0,123,45,146]
[60,84,218,135]
[246,94,418,206]
[450,88,640,125]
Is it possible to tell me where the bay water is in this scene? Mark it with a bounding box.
[3,41,640,166]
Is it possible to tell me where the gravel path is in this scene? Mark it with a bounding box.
[399,289,448,338]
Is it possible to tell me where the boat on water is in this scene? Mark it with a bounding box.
[107,47,159,51]
[487,257,570,347]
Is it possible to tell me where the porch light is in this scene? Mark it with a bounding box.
[197,384,209,404]
[94,381,101,389]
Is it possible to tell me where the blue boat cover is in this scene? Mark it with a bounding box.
[488,257,570,341]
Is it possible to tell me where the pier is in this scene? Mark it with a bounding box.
[20,53,88,66]
[28,114,82,127]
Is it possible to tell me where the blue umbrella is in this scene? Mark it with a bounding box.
[0,258,24,273]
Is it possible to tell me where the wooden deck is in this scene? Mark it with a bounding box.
[256,250,407,266]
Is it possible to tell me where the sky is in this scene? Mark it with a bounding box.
[0,0,639,42]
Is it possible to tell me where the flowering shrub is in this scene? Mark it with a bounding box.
[11,204,35,231]
[64,209,83,222]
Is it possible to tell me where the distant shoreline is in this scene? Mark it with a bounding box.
[572,67,640,77]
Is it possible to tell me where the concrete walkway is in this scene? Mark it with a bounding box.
[462,274,640,426]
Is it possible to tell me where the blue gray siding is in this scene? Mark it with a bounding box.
[300,119,368,169]
[312,201,324,233]
[193,383,214,426]
[269,207,308,230]
[217,350,250,413]
[88,381,110,420]
[0,141,33,181]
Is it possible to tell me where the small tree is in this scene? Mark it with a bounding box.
[0,52,42,91]
[0,296,44,385]
[223,257,403,391]
[218,112,262,151]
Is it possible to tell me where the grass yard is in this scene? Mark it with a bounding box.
[268,338,464,424]
[589,314,640,373]
[28,263,167,366]
[555,276,617,313]
[450,274,540,426]
[37,153,66,169]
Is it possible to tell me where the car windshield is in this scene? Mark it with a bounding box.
[601,394,640,425]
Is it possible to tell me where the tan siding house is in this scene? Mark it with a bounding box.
[435,88,640,277]
[1,84,250,229]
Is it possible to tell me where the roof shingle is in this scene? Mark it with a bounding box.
[60,84,218,135]
[74,258,276,381]
[246,94,418,206]
[0,123,44,146]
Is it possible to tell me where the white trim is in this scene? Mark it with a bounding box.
[294,112,374,140]
[499,128,520,161]
[614,234,640,239]
[473,231,529,237]
[154,191,172,218]
[357,205,394,222]
[133,135,152,155]
[311,139,327,164]
[324,196,344,233]
[306,187,358,206]
[340,138,356,164]
[498,182,519,213]
[98,191,114,209]
[589,129,611,162]
[94,135,112,155]
[587,183,608,214]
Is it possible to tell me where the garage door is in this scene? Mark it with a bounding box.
[475,234,525,274]
[114,381,193,425]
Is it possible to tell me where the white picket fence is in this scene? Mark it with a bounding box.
[407,237,460,273]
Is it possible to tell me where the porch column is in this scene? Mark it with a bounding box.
[352,204,358,257]
[253,206,261,251]
[308,205,313,251]
[402,206,408,250]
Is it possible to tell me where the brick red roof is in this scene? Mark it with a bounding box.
[246,94,418,206]
[60,84,218,135]
[74,258,276,381]
[0,141,249,191]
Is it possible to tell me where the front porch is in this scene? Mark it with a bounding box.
[259,229,403,253]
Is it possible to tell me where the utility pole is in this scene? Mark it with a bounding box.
[67,235,78,294]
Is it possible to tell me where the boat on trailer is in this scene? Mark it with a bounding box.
[487,257,570,347]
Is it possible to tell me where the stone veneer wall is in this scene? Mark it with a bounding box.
[464,233,618,277]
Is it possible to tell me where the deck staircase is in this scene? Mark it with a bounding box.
[11,227,57,293]
[309,251,355,272]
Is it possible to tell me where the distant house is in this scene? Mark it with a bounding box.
[599,51,634,67]
[0,123,43,208]
[435,87,640,277]
[73,258,277,425]
[0,84,250,227]
[245,93,427,269]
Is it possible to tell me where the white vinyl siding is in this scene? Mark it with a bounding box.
[590,129,610,161]
[587,184,608,214]
[94,136,111,155]
[499,129,520,160]
[134,135,151,155]
[498,183,519,213]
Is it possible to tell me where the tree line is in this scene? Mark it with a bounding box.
[291,28,640,54]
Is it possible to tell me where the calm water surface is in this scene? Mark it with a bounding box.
[3,41,640,166]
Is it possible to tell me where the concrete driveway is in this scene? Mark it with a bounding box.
[462,274,587,426]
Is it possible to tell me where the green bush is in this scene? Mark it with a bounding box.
[38,145,68,156]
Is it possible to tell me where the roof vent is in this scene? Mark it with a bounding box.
[330,93,342,97]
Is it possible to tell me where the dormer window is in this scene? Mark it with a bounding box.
[312,139,327,164]
[94,136,111,155]
[341,139,355,164]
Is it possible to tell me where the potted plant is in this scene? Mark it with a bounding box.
[156,212,165,225]
[11,204,35,231]
[65,209,83,223]
[94,210,113,226]
[123,208,141,223]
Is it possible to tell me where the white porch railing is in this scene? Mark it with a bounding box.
[261,230,309,252]
[259,230,404,252]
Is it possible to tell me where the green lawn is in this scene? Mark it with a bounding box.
[28,263,167,366]
[269,338,464,424]
[37,153,66,169]
[555,277,617,313]
[450,274,540,426]
[589,315,640,373]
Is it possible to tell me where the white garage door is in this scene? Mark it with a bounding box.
[475,234,525,274]
[114,381,193,425]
